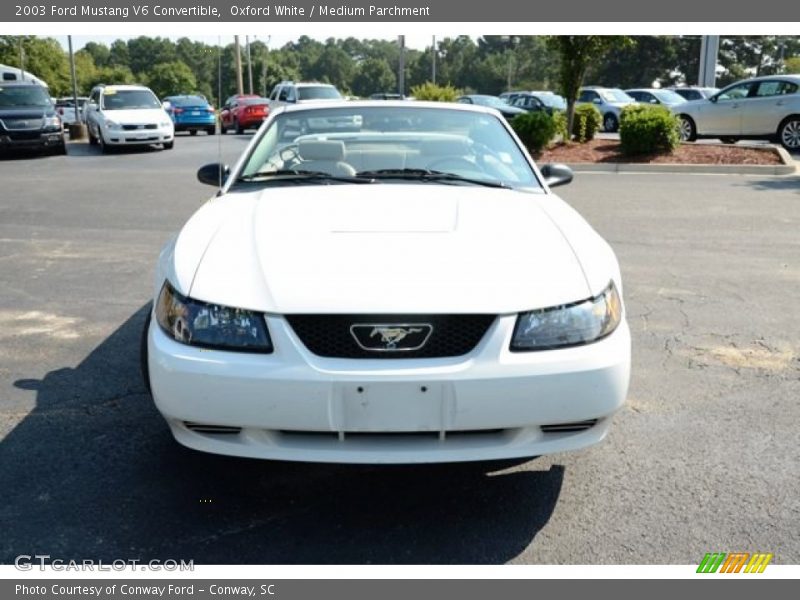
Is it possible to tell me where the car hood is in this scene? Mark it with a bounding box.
[176,185,597,314]
[101,108,167,123]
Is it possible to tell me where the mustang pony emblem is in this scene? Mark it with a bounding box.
[350,323,433,352]
[370,326,423,349]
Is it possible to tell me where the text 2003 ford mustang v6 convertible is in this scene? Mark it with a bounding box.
[142,102,630,463]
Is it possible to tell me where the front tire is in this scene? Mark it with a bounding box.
[189,129,198,136]
[603,113,618,133]
[679,115,697,142]
[140,311,152,394]
[206,127,216,135]
[235,119,244,135]
[778,116,800,151]
[163,141,174,150]
[98,132,111,154]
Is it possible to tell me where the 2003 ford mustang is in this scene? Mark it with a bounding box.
[143,101,630,463]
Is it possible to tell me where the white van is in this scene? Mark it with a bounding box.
[0,64,49,88]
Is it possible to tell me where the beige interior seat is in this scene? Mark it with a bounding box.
[297,140,357,176]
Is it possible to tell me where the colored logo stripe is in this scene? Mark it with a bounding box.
[697,552,773,573]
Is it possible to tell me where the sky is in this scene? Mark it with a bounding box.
[56,34,438,52]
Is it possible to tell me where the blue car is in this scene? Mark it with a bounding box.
[162,95,216,135]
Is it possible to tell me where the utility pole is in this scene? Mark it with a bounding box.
[234,35,244,95]
[432,35,436,84]
[246,35,253,94]
[398,35,405,97]
[698,35,720,87]
[18,37,25,81]
[67,35,86,139]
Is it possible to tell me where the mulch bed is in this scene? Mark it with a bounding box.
[537,139,783,165]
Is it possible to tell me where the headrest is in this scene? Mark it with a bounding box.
[298,140,346,162]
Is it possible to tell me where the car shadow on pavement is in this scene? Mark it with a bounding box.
[3,305,564,565]
[65,142,169,157]
[738,175,800,194]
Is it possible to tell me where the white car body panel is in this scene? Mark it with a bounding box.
[147,101,631,463]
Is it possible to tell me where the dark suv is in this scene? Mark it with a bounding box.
[0,82,65,155]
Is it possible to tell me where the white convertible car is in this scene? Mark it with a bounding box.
[143,101,630,464]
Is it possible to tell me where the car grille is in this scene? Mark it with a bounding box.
[183,422,242,435]
[1,118,42,130]
[122,124,158,130]
[540,419,598,433]
[285,314,496,359]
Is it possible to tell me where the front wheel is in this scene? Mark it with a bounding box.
[206,127,216,135]
[163,141,174,150]
[678,115,697,142]
[189,130,198,136]
[140,311,152,394]
[235,119,244,135]
[778,116,800,151]
[603,113,618,133]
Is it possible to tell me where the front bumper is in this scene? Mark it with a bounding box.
[104,126,173,146]
[148,314,630,463]
[0,130,64,150]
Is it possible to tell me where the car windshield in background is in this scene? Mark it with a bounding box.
[539,94,567,110]
[171,96,208,106]
[599,89,634,103]
[470,95,508,109]
[0,85,51,107]
[237,106,540,190]
[241,97,269,106]
[297,86,342,101]
[102,90,161,110]
[652,90,686,104]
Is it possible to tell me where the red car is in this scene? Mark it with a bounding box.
[220,96,270,134]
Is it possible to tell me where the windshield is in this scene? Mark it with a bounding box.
[599,89,634,103]
[170,96,208,106]
[470,96,508,109]
[102,89,161,110]
[537,94,567,110]
[236,106,540,189]
[652,90,686,104]
[297,86,342,101]
[0,85,51,108]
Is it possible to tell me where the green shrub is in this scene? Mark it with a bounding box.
[511,111,558,154]
[409,82,461,102]
[618,104,680,155]
[552,110,568,141]
[572,104,602,142]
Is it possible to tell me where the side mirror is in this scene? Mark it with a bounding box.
[197,163,230,187]
[162,101,172,110]
[709,96,718,103]
[540,163,573,188]
[593,98,602,104]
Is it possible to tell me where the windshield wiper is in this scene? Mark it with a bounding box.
[236,170,374,184]
[355,168,511,189]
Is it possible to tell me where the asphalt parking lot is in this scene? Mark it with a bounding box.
[1,135,798,565]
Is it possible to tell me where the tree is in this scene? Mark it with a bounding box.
[144,61,197,99]
[0,36,71,94]
[351,58,396,97]
[786,56,800,74]
[546,36,634,137]
[82,42,110,68]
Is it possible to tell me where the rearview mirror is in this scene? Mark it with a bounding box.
[197,163,230,187]
[540,163,573,188]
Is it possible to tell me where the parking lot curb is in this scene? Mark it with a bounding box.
[565,146,797,176]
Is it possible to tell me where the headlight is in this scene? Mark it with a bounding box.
[155,281,273,353]
[511,281,622,351]
[105,120,121,130]
[43,116,61,128]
